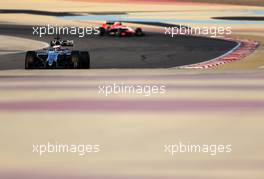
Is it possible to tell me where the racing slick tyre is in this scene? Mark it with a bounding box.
[71,51,82,69]
[98,27,106,36]
[135,28,144,36]
[25,51,37,69]
[80,51,90,69]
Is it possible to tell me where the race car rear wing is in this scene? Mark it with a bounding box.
[50,39,74,47]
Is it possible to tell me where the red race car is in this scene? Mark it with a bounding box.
[98,21,145,37]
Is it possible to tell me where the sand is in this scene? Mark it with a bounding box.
[68,0,264,6]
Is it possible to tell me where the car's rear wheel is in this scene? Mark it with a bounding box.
[25,51,36,69]
[80,51,90,69]
[71,51,81,69]
[99,27,105,36]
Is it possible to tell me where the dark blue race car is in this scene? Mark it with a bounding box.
[25,38,90,69]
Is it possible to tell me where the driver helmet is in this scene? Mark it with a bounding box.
[113,21,122,26]
[53,45,62,51]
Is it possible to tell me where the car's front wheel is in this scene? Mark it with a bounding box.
[135,28,144,36]
[80,51,90,69]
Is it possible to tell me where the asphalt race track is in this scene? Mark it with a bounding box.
[0,24,237,69]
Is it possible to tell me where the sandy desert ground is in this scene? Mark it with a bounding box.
[70,0,264,6]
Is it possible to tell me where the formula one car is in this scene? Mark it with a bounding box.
[25,37,90,69]
[98,21,144,37]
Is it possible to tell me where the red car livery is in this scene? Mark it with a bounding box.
[98,21,144,37]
